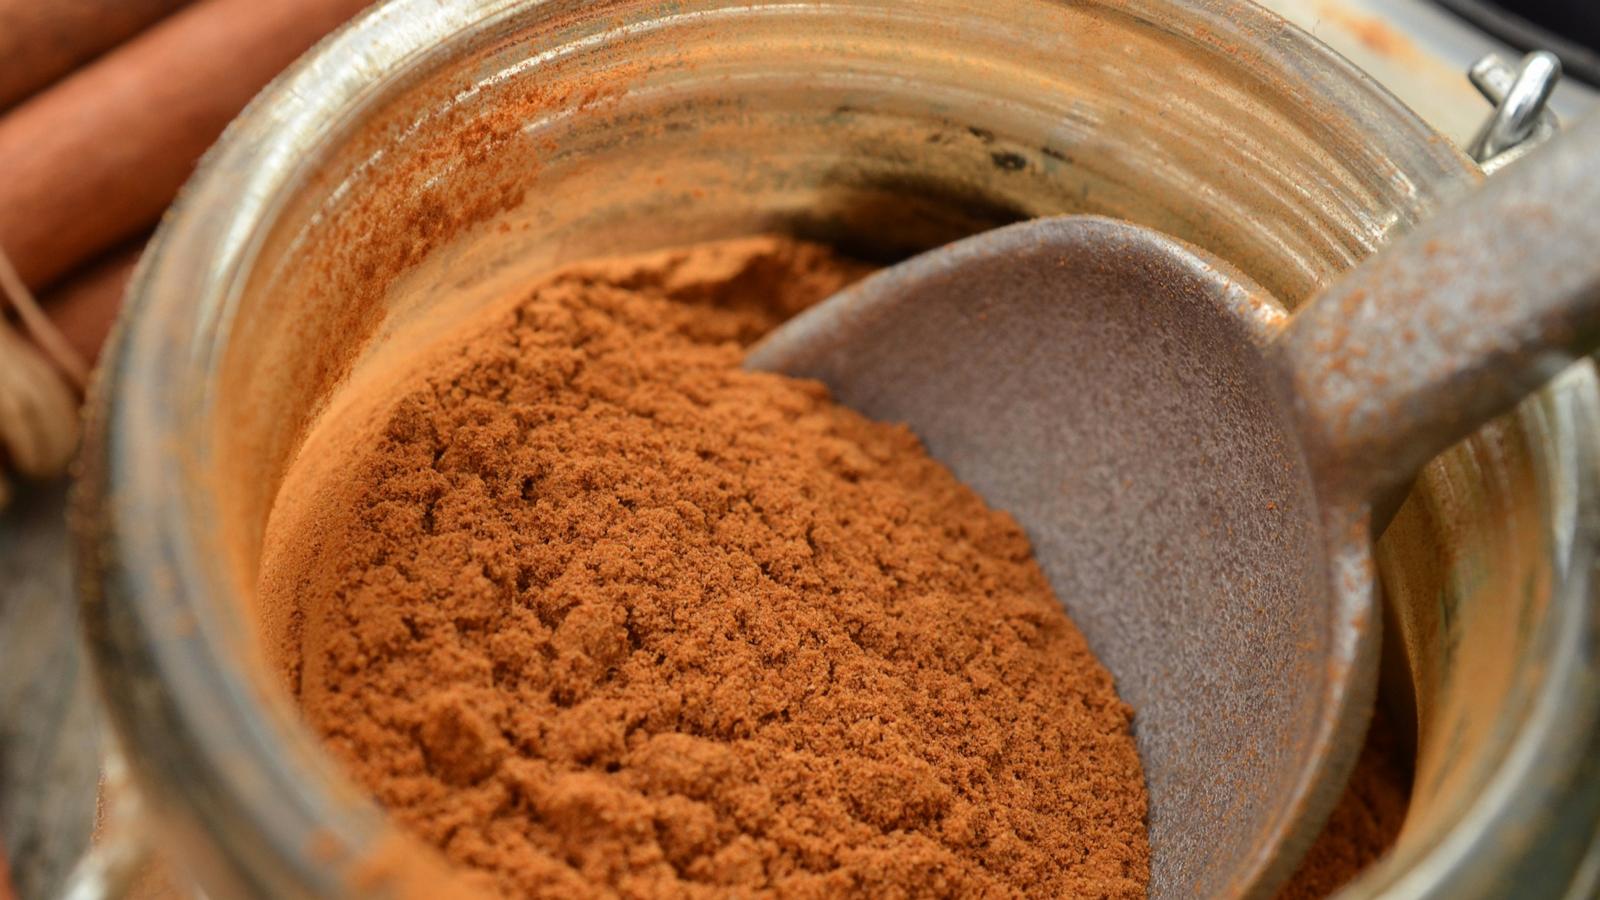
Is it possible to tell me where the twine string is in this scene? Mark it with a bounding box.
[0,244,85,506]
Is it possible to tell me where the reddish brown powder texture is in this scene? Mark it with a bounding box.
[1275,708,1410,899]
[261,236,1149,898]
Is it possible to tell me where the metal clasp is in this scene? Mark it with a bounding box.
[1468,51,1562,173]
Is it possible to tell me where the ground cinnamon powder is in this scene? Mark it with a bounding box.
[1274,708,1410,899]
[260,236,1150,897]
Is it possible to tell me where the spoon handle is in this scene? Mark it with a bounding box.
[1274,112,1600,503]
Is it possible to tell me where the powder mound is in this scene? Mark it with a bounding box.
[267,236,1150,898]
[1275,708,1410,899]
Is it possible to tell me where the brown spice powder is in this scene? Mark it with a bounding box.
[260,236,1150,897]
[1274,708,1410,900]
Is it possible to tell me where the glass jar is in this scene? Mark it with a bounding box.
[75,0,1600,897]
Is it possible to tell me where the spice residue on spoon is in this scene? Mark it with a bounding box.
[258,236,1150,897]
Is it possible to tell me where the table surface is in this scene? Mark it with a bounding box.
[0,480,100,899]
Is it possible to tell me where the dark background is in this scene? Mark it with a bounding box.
[1439,0,1600,84]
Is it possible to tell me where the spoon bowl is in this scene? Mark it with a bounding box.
[748,113,1600,897]
[750,216,1359,898]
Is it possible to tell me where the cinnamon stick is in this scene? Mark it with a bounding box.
[0,0,374,291]
[44,244,143,368]
[0,0,191,111]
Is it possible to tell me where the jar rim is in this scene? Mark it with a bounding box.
[81,1,1569,897]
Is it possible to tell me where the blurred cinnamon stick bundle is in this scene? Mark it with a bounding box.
[0,0,192,112]
[0,0,374,361]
